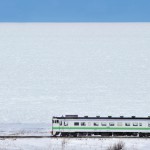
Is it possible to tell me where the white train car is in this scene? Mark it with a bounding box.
[52,115,150,137]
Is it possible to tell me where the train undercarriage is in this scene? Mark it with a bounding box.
[53,132,150,137]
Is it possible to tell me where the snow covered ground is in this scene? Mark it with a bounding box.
[0,123,50,136]
[0,23,150,123]
[0,138,150,150]
[0,23,150,148]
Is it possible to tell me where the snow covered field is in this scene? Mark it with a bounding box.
[0,23,150,148]
[0,138,150,150]
[0,123,50,136]
[0,23,150,123]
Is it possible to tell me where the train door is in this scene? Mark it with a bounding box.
[62,119,67,133]
[59,119,62,131]
[59,119,65,133]
[106,122,110,132]
[63,119,68,132]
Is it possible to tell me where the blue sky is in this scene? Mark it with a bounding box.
[0,0,150,22]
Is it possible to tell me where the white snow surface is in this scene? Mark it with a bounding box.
[0,23,150,123]
[0,138,150,150]
[0,123,50,136]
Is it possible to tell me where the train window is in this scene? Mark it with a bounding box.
[139,123,142,126]
[74,122,79,126]
[101,122,107,126]
[88,122,91,126]
[94,122,99,126]
[109,122,115,126]
[133,122,138,126]
[125,123,130,126]
[117,122,122,126]
[60,121,62,126]
[64,122,68,126]
[148,123,150,127]
[81,122,86,126]
[52,120,54,123]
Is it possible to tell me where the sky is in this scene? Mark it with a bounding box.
[0,0,150,22]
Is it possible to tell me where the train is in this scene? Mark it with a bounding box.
[52,115,150,137]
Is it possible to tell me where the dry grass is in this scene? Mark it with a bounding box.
[107,141,125,150]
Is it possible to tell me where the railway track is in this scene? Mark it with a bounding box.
[0,136,150,139]
[0,136,51,138]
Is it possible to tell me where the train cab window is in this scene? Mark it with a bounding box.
[55,120,59,123]
[117,122,122,126]
[139,123,142,126]
[64,122,68,126]
[94,122,99,126]
[81,122,86,126]
[133,122,138,126]
[74,122,79,126]
[101,122,107,126]
[53,120,59,124]
[125,123,130,126]
[109,122,115,126]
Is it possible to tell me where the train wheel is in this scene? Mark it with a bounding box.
[73,133,77,137]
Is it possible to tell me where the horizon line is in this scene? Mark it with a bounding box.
[0,21,150,23]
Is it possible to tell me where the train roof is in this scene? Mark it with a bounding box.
[53,115,150,120]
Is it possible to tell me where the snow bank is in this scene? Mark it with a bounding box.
[0,138,150,150]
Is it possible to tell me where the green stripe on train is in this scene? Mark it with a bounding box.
[52,127,150,130]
